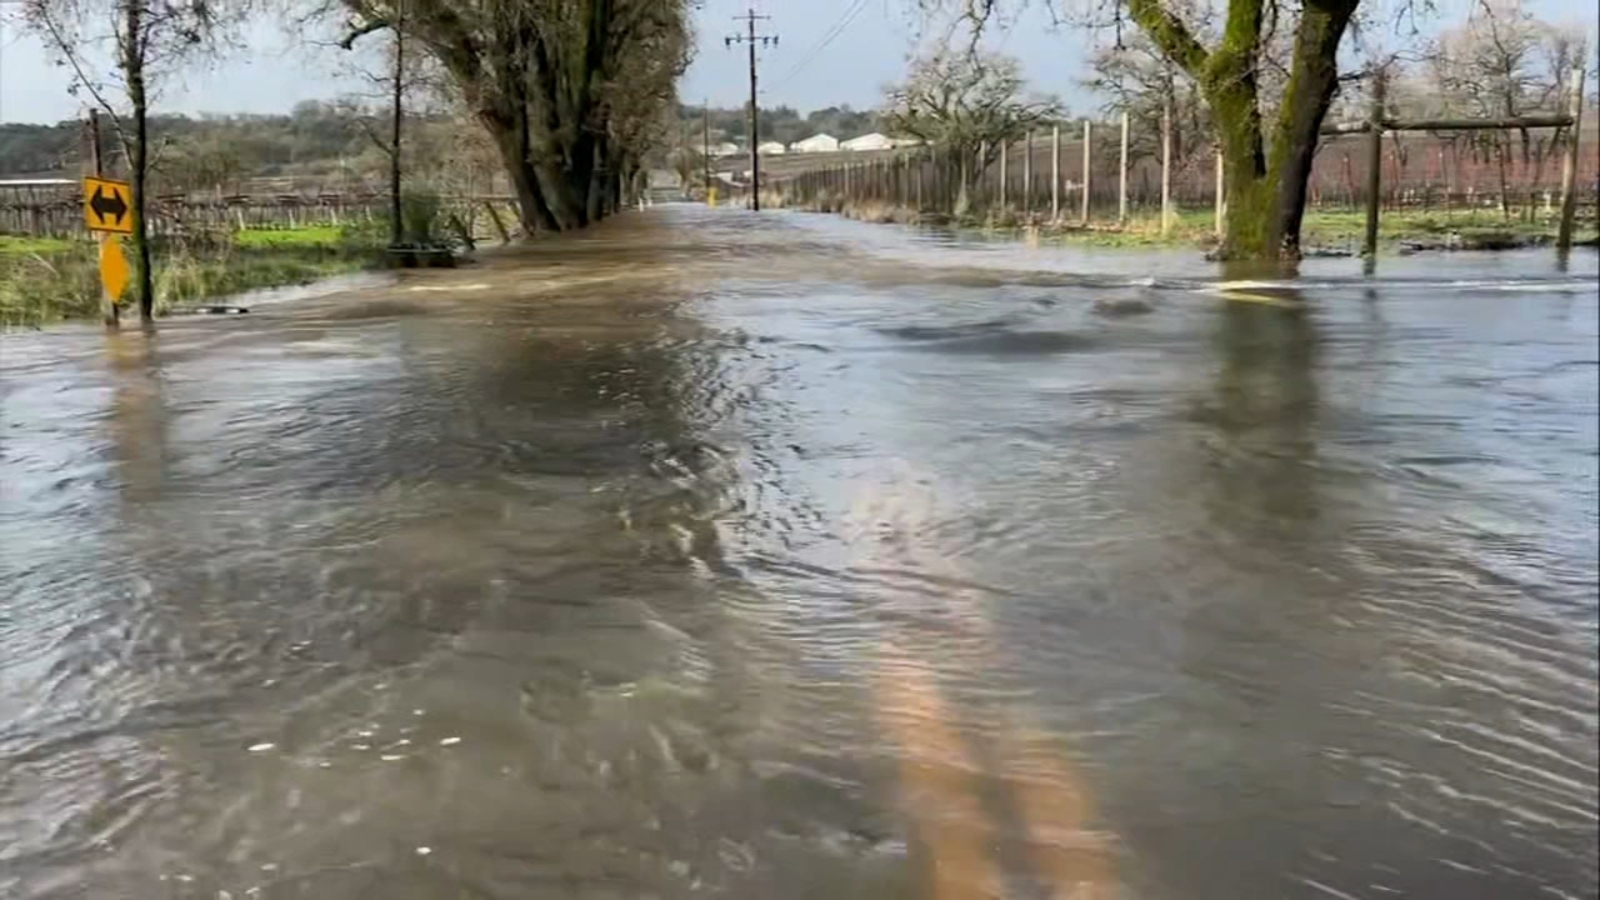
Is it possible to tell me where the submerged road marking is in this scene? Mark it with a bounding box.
[849,470,1117,898]
[1211,282,1305,308]
[875,647,1003,899]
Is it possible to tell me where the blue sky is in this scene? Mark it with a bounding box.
[1,0,1594,125]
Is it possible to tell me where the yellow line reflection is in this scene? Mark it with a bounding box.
[848,467,1117,899]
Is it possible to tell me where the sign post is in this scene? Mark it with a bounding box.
[82,174,133,316]
[99,234,130,304]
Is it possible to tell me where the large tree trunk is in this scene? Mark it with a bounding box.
[481,109,558,235]
[124,0,154,322]
[1131,0,1357,261]
[1262,0,1355,258]
[583,135,608,224]
[389,25,404,245]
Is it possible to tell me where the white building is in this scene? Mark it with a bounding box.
[890,137,923,148]
[712,142,740,157]
[790,134,840,153]
[757,141,788,156]
[841,132,894,152]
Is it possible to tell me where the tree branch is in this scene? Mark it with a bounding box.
[339,15,390,49]
[1125,0,1209,78]
[28,1,131,155]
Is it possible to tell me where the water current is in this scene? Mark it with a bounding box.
[2,207,1596,899]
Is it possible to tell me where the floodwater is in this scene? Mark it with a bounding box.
[2,207,1596,900]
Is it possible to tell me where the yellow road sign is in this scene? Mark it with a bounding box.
[99,236,130,303]
[83,176,133,234]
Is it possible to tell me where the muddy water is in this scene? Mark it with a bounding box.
[2,207,1596,900]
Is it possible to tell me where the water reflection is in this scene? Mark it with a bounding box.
[1206,294,1320,527]
[105,331,169,504]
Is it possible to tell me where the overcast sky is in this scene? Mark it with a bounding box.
[1,0,1593,125]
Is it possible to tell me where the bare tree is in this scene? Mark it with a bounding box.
[333,0,691,235]
[1084,23,1212,174]
[884,48,1061,214]
[1428,0,1586,217]
[25,0,241,321]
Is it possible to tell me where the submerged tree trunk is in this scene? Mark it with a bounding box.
[1262,0,1353,257]
[481,108,558,234]
[355,0,684,238]
[1130,0,1358,261]
[389,23,404,246]
[123,0,154,321]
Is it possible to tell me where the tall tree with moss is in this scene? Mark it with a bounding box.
[937,0,1383,260]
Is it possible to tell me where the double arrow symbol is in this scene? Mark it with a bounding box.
[90,184,129,226]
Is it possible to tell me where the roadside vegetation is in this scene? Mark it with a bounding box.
[0,225,384,328]
[805,196,1597,252]
[1021,208,1600,251]
[13,0,692,325]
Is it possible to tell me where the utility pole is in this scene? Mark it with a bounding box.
[389,4,405,247]
[726,9,776,211]
[703,100,712,197]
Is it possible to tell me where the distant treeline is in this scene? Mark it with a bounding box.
[1,101,428,180]
[3,101,885,181]
[675,103,881,149]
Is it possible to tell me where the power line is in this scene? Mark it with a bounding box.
[766,0,870,94]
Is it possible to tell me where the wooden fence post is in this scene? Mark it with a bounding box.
[1161,97,1173,235]
[975,141,985,211]
[1051,125,1061,221]
[1119,110,1130,224]
[1363,72,1386,258]
[483,200,510,242]
[1023,130,1033,214]
[1081,118,1092,225]
[999,140,1008,209]
[916,151,925,210]
[1557,64,1586,252]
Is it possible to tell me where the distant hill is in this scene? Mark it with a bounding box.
[3,101,885,189]
[1,102,396,182]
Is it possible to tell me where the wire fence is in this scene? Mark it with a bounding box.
[1,183,520,241]
[767,120,1600,225]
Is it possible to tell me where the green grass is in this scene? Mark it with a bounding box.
[233,225,348,249]
[1,225,385,328]
[1010,207,1597,252]
[0,235,77,256]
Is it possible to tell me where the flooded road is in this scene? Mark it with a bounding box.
[2,207,1596,899]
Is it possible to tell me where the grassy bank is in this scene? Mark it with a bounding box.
[780,193,1599,253]
[1,225,385,327]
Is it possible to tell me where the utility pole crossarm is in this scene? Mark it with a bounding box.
[726,9,778,211]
